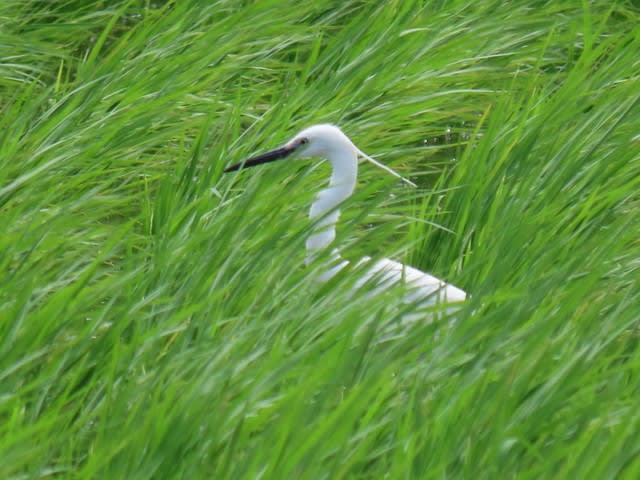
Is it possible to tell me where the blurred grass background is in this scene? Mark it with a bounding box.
[1,0,639,478]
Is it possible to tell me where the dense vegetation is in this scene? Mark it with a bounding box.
[1,1,639,478]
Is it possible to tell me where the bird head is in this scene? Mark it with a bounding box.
[224,124,415,187]
[285,124,357,161]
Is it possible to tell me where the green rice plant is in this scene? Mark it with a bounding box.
[1,0,639,478]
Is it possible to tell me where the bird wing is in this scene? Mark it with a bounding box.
[354,257,466,306]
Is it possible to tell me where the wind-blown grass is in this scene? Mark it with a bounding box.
[1,1,639,478]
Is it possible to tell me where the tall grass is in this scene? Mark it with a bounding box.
[1,0,639,478]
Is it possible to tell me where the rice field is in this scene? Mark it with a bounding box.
[1,1,639,478]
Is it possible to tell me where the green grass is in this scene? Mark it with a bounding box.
[1,0,639,478]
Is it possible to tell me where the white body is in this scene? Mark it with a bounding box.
[293,124,466,307]
[354,257,467,306]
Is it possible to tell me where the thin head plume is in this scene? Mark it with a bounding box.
[356,148,417,188]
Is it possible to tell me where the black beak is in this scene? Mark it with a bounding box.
[224,144,297,173]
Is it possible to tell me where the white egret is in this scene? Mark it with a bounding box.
[224,124,466,307]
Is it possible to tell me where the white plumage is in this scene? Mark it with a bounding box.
[225,124,466,307]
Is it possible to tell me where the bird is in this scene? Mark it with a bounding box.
[224,124,467,308]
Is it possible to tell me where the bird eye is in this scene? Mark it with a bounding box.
[299,137,309,145]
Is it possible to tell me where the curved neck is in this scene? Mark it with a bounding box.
[305,149,358,264]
